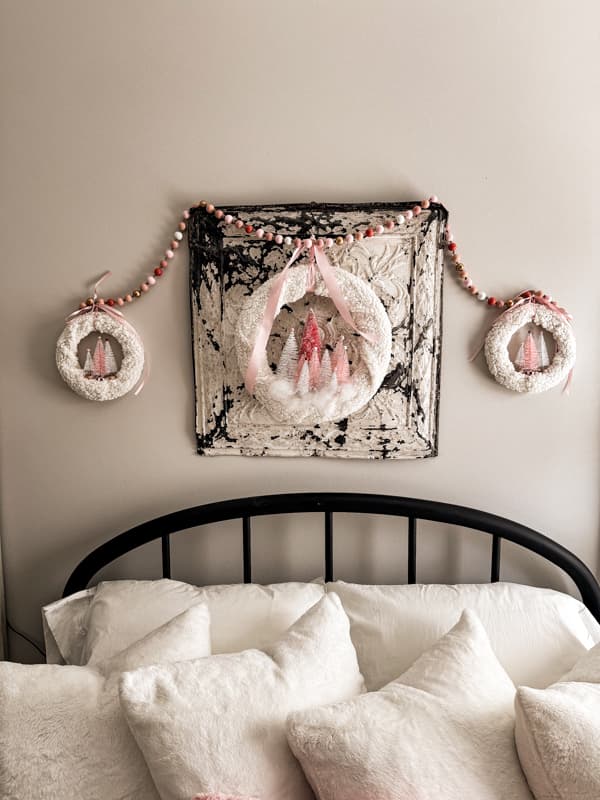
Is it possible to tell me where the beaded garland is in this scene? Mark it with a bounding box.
[63,193,572,401]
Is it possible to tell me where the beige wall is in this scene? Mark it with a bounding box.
[1,0,599,662]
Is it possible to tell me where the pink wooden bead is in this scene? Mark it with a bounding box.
[375,225,384,235]
[274,234,283,244]
[265,231,274,241]
[206,204,215,213]
[117,297,125,306]
[452,253,461,263]
[170,240,179,250]
[160,259,168,268]
[147,275,156,285]
[79,301,87,309]
[166,249,175,259]
[421,199,430,209]
[325,237,334,248]
[304,238,313,248]
[224,214,233,224]
[125,294,133,303]
[214,209,224,219]
[294,238,302,248]
[141,283,150,292]
[463,278,473,288]
[97,298,104,305]
[385,220,395,230]
[355,231,364,241]
[345,234,354,243]
[183,210,191,219]
[179,222,186,231]
[317,238,324,247]
[413,205,422,215]
[235,220,244,229]
[446,233,454,242]
[256,228,265,239]
[429,195,439,203]
[404,210,413,220]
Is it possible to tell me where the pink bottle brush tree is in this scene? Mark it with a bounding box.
[515,330,540,374]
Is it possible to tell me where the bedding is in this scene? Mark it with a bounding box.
[119,593,365,800]
[332,580,600,689]
[515,640,600,799]
[43,578,325,665]
[0,603,211,800]
[287,609,534,800]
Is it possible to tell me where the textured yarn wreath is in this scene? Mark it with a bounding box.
[236,263,392,424]
[56,311,145,401]
[484,302,575,393]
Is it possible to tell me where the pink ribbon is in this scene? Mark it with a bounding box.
[66,271,149,396]
[244,243,376,395]
[470,292,574,393]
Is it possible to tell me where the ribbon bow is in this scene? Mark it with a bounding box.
[244,242,377,395]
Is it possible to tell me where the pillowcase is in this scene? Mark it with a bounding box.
[515,640,600,800]
[42,587,94,664]
[0,604,211,800]
[330,580,599,689]
[287,609,533,800]
[119,593,364,800]
[44,578,324,665]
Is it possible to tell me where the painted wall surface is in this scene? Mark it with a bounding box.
[1,0,599,662]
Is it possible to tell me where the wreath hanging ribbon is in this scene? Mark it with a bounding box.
[244,243,377,394]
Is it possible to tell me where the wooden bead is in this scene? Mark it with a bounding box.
[132,289,141,298]
[79,301,87,309]
[455,263,465,272]
[336,236,344,245]
[86,297,94,306]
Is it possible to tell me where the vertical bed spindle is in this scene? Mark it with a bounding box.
[491,535,502,582]
[324,512,334,582]
[242,516,252,583]
[161,534,171,579]
[408,517,417,584]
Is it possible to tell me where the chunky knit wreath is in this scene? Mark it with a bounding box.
[236,264,392,424]
[484,302,575,394]
[56,311,145,401]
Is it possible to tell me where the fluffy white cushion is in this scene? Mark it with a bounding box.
[119,593,364,800]
[515,641,600,799]
[331,580,599,689]
[0,604,211,800]
[53,578,323,665]
[287,609,533,800]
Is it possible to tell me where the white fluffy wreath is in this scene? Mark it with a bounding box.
[484,302,575,393]
[56,311,145,401]
[236,263,392,424]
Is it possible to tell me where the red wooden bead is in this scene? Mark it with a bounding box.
[448,242,457,251]
[154,267,164,276]
[522,290,532,298]
[107,298,115,307]
[365,228,375,237]
[245,224,253,233]
[487,297,497,306]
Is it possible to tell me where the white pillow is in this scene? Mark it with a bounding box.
[287,609,533,800]
[75,578,325,665]
[330,580,599,689]
[119,593,364,800]
[42,587,94,664]
[0,604,211,800]
[515,641,600,800]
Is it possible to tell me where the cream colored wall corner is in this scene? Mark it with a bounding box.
[1,0,599,662]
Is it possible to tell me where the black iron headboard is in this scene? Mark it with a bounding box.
[63,493,600,622]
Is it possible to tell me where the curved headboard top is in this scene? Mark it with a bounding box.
[63,492,600,622]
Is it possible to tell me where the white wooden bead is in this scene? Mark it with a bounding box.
[174,231,183,241]
[477,291,487,301]
[397,214,405,224]
[284,236,292,245]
